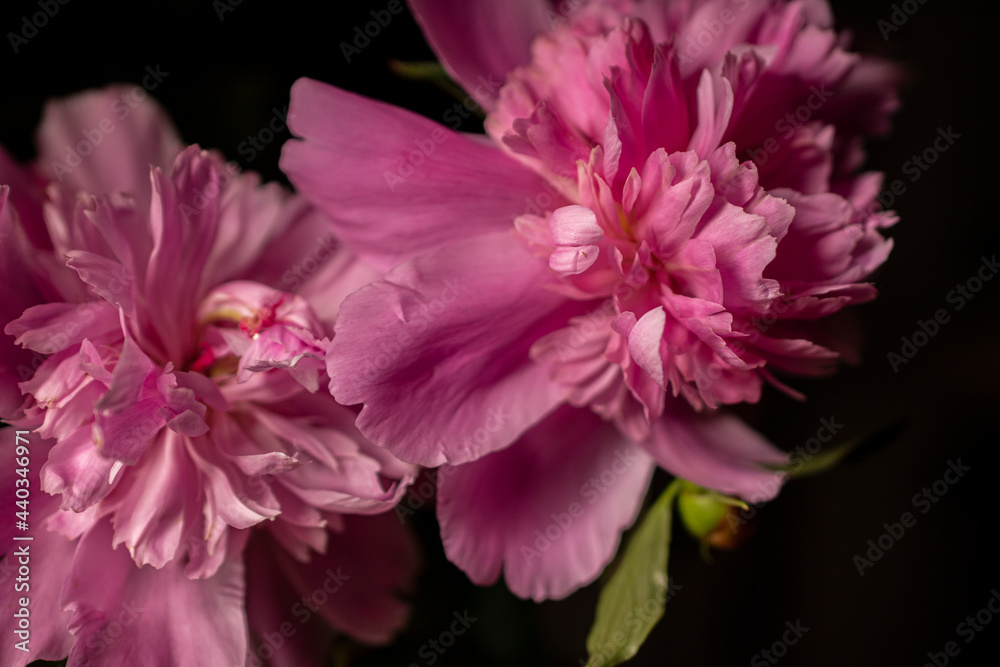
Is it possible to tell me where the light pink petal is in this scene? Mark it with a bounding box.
[35,85,183,207]
[40,425,119,512]
[696,200,781,313]
[65,250,136,316]
[250,407,411,513]
[186,433,282,532]
[109,430,201,569]
[62,519,247,667]
[408,0,551,111]
[5,301,119,355]
[549,205,604,245]
[294,244,384,329]
[645,409,788,503]
[549,244,601,275]
[687,70,735,158]
[328,231,572,467]
[281,78,558,269]
[92,333,167,463]
[438,406,655,601]
[627,306,667,389]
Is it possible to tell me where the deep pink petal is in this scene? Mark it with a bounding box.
[438,406,655,601]
[408,0,551,111]
[328,231,573,466]
[281,78,559,269]
[644,408,787,503]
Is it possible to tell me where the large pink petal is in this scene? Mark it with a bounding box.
[438,405,655,601]
[408,0,552,111]
[62,519,247,667]
[281,78,558,269]
[644,407,788,503]
[328,231,573,467]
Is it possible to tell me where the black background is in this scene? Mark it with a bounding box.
[1,1,997,666]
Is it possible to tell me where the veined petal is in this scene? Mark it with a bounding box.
[438,406,655,601]
[328,231,574,467]
[281,78,560,269]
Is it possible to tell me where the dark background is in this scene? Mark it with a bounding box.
[1,1,997,666]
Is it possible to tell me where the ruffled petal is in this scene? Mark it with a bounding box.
[62,520,248,667]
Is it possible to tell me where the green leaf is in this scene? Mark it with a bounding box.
[585,480,681,667]
[386,59,449,82]
[387,59,472,108]
[769,421,905,479]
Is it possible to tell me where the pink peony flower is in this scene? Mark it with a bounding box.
[1,86,418,666]
[280,0,899,599]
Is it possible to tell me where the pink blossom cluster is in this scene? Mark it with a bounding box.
[0,0,900,664]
